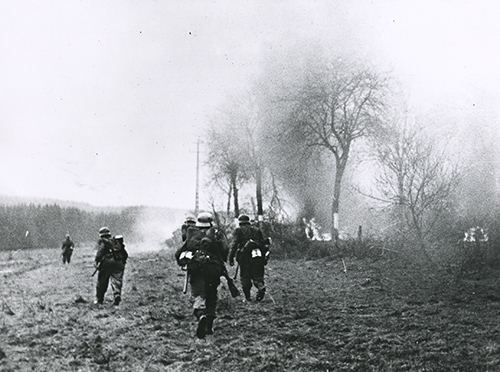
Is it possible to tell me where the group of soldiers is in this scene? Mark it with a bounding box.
[61,228,129,306]
[61,212,269,340]
[175,212,270,339]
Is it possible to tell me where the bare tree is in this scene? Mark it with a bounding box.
[206,110,250,219]
[240,96,265,220]
[228,93,268,222]
[287,60,386,240]
[374,120,460,255]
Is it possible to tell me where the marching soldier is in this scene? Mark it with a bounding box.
[229,214,270,302]
[175,212,227,338]
[94,227,128,306]
[181,216,196,242]
[61,234,75,264]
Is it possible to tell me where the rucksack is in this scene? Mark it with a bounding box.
[185,228,209,252]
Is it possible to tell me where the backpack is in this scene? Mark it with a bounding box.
[185,227,209,252]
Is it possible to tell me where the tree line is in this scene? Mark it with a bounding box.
[0,204,139,251]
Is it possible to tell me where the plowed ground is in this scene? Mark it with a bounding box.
[1,246,499,371]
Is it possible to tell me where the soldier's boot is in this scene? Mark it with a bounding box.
[256,288,266,302]
[243,288,251,302]
[196,315,207,339]
[205,316,214,335]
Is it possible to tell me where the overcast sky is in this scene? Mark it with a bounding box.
[1,0,499,209]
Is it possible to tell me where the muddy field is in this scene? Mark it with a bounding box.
[1,245,500,371]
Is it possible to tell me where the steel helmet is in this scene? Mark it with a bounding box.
[185,216,196,224]
[196,212,213,227]
[99,226,111,237]
[238,214,250,225]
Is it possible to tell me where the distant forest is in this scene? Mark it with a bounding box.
[0,204,140,251]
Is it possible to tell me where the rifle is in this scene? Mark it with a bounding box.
[233,263,239,280]
[91,262,101,277]
[222,265,240,298]
[211,203,229,240]
[182,268,190,294]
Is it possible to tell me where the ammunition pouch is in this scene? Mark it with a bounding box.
[187,250,211,272]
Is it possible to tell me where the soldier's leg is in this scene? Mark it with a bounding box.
[190,272,208,338]
[190,272,206,317]
[204,264,221,335]
[67,251,72,264]
[96,270,110,304]
[254,278,266,301]
[239,264,252,301]
[110,270,124,305]
[252,260,266,301]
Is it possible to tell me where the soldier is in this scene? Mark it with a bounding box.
[61,234,75,264]
[229,214,269,302]
[94,227,129,306]
[175,212,226,338]
[181,216,196,242]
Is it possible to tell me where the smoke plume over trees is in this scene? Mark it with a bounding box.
[204,45,500,262]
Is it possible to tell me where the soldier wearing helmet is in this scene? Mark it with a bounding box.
[181,216,197,242]
[175,211,227,338]
[229,214,269,302]
[61,233,75,264]
[94,227,129,306]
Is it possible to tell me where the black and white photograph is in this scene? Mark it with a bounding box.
[1,1,500,371]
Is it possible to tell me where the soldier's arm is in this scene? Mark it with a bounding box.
[95,241,106,263]
[181,224,187,242]
[174,241,188,264]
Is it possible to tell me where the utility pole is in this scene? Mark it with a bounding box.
[195,138,200,215]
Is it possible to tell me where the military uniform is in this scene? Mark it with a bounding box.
[61,235,74,264]
[181,216,196,242]
[229,215,269,302]
[175,212,226,338]
[94,228,128,306]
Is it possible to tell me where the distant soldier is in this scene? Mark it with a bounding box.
[61,234,75,264]
[229,214,269,302]
[94,227,129,306]
[181,216,196,242]
[175,212,227,338]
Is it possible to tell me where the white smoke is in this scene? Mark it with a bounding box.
[128,206,189,254]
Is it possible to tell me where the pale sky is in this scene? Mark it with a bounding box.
[1,0,499,209]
